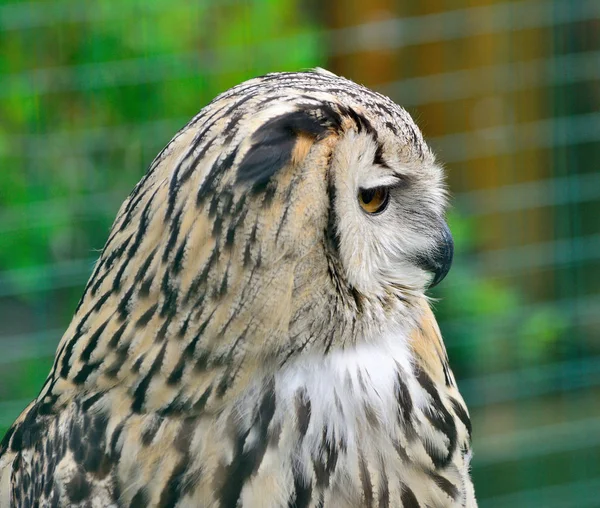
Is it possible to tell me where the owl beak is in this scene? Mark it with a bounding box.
[416,221,454,288]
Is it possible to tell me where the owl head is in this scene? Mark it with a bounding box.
[68,69,453,389]
[229,77,453,295]
[121,70,451,351]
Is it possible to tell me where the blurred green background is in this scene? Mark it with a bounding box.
[0,0,598,506]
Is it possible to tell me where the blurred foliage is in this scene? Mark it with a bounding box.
[434,211,572,377]
[1,2,598,504]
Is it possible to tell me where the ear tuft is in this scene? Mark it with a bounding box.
[236,109,331,191]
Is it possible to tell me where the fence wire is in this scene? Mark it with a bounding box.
[0,1,598,506]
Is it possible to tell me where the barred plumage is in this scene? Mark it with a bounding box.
[0,69,476,507]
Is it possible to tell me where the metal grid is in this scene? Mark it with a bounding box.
[1,1,598,505]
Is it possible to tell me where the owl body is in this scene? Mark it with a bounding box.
[1,70,475,507]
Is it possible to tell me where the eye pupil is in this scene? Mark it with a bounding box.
[361,188,376,204]
[358,186,389,214]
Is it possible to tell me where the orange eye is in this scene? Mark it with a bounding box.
[358,186,389,214]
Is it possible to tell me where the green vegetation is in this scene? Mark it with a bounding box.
[1,2,597,504]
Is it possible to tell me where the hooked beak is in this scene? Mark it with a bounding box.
[415,221,454,288]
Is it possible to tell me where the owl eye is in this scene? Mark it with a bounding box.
[358,186,389,214]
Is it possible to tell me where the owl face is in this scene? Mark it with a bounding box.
[228,79,453,311]
[327,123,452,299]
[207,74,456,350]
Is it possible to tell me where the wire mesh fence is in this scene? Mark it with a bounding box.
[0,1,598,506]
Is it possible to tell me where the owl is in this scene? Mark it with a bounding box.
[0,69,475,507]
